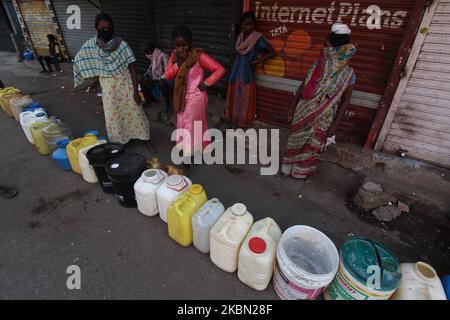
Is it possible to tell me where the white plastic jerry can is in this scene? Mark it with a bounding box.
[391,262,447,300]
[78,140,107,183]
[210,203,254,273]
[192,198,225,254]
[134,169,168,217]
[156,175,192,223]
[238,217,282,291]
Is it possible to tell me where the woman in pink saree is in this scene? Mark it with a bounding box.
[165,26,225,160]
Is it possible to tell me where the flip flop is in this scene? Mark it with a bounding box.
[0,187,18,199]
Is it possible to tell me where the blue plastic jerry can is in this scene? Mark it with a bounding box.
[52,139,72,171]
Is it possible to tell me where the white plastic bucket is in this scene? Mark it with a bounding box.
[273,226,339,300]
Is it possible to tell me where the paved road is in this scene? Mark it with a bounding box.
[1,52,448,299]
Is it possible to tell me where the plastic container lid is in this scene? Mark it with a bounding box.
[25,103,41,110]
[341,237,402,292]
[189,184,203,195]
[85,130,99,137]
[105,153,147,181]
[57,139,70,148]
[166,175,189,192]
[142,169,165,184]
[86,142,124,166]
[231,203,247,216]
[249,237,267,254]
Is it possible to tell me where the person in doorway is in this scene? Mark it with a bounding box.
[226,11,275,128]
[139,41,173,120]
[165,26,225,162]
[281,23,356,179]
[73,13,157,153]
[38,34,63,74]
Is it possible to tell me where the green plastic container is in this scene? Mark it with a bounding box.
[324,237,402,300]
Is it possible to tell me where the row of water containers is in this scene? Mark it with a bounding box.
[134,169,282,291]
[3,88,448,300]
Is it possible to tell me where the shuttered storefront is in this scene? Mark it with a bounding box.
[51,0,99,59]
[0,4,15,52]
[14,0,67,57]
[249,0,416,145]
[154,0,237,93]
[101,0,155,73]
[381,0,450,167]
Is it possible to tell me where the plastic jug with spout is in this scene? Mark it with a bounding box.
[210,203,254,273]
[78,140,107,183]
[10,96,33,122]
[42,120,73,153]
[167,184,208,247]
[391,262,446,300]
[20,111,48,144]
[67,134,98,175]
[52,139,72,171]
[0,87,21,117]
[238,218,282,291]
[134,169,168,217]
[192,198,225,254]
[157,175,192,223]
[31,121,51,155]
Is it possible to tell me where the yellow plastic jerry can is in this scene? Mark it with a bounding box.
[167,184,208,247]
[67,134,98,174]
[0,88,22,117]
[30,121,50,155]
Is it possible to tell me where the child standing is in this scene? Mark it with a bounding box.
[38,34,63,74]
[165,26,225,160]
[139,41,173,117]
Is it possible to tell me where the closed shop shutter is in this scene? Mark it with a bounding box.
[249,0,416,145]
[383,0,450,167]
[51,0,99,59]
[154,0,236,93]
[101,0,155,73]
[0,4,15,51]
[14,0,66,57]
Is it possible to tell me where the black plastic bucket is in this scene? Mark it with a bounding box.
[86,142,124,194]
[105,153,147,208]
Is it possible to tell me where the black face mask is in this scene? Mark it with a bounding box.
[98,29,113,42]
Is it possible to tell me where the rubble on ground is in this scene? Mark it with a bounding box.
[352,181,411,222]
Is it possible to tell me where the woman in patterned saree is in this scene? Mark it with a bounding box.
[73,13,156,152]
[226,11,275,128]
[282,23,356,179]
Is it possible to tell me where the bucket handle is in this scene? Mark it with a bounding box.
[368,239,384,282]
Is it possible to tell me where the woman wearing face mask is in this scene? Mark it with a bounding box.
[73,13,156,152]
[281,23,356,179]
[226,11,275,128]
[165,26,225,161]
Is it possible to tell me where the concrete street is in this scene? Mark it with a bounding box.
[1,52,449,299]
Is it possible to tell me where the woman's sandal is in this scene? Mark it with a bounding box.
[0,187,18,199]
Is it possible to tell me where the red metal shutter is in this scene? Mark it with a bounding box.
[249,0,415,145]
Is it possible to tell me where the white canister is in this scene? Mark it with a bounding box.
[210,203,254,273]
[134,169,168,217]
[391,262,446,300]
[238,217,282,291]
[156,175,192,223]
[78,140,107,183]
[192,198,225,254]
[20,110,48,144]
